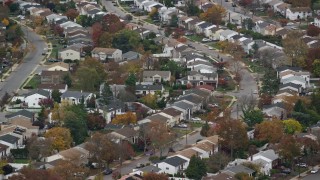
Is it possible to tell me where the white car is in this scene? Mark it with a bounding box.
[179,124,188,128]
[202,38,211,42]
[192,117,201,121]
[208,46,214,50]
[311,168,318,174]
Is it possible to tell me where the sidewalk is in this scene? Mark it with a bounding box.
[290,165,319,180]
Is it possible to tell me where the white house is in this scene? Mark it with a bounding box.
[59,21,82,31]
[314,16,320,28]
[0,134,22,151]
[58,46,81,61]
[12,89,51,108]
[61,91,93,105]
[45,14,67,23]
[249,150,279,176]
[156,156,188,175]
[286,7,312,20]
[142,71,171,83]
[135,84,164,96]
[91,47,122,62]
[47,62,70,72]
[38,84,68,94]
[219,29,238,41]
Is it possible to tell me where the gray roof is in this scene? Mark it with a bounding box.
[225,164,255,175]
[173,101,194,110]
[61,91,91,99]
[198,22,212,29]
[254,149,278,161]
[136,84,163,91]
[87,9,100,15]
[112,127,138,138]
[0,134,20,144]
[179,94,203,104]
[282,76,306,84]
[220,29,237,37]
[242,39,254,45]
[279,83,302,89]
[122,51,141,60]
[162,156,187,167]
[263,102,285,110]
[23,89,50,98]
[5,110,34,120]
[256,21,269,29]
[139,165,161,173]
[147,114,169,122]
[276,66,302,72]
[188,71,217,78]
[105,98,125,112]
[143,71,171,77]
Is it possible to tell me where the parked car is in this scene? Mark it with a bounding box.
[185,31,194,36]
[136,163,145,168]
[103,168,113,175]
[178,123,188,128]
[145,150,154,156]
[202,38,211,42]
[296,163,307,168]
[192,117,201,121]
[208,46,214,50]
[188,44,195,48]
[232,3,236,7]
[281,168,291,174]
[311,168,318,174]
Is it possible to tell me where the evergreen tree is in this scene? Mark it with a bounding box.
[200,121,210,137]
[101,83,112,104]
[51,89,62,103]
[185,155,207,180]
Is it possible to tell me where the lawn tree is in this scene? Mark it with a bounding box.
[98,32,113,48]
[278,135,301,170]
[200,4,226,25]
[111,112,137,125]
[282,119,303,134]
[101,82,113,104]
[8,167,61,180]
[44,127,73,151]
[65,8,79,21]
[185,155,207,180]
[143,173,169,180]
[52,160,89,179]
[147,121,175,158]
[255,119,284,143]
[63,105,88,145]
[206,152,231,173]
[241,109,264,127]
[51,89,61,103]
[85,132,117,168]
[312,59,320,77]
[282,31,308,67]
[27,136,53,161]
[141,94,158,109]
[87,113,106,130]
[217,119,249,158]
[185,0,201,16]
[125,73,137,93]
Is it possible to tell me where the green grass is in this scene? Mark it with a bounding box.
[14,159,29,164]
[243,58,268,73]
[186,34,204,42]
[25,75,41,89]
[190,122,203,128]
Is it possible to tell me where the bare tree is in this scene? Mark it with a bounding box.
[238,94,257,112]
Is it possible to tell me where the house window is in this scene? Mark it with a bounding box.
[193,77,195,80]
[166,167,169,170]
[66,53,69,56]
[70,53,73,55]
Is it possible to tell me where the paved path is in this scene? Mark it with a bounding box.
[0,25,47,99]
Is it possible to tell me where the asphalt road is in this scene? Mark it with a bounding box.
[99,1,258,178]
[302,171,320,180]
[0,26,46,99]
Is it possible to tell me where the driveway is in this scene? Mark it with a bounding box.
[0,26,46,99]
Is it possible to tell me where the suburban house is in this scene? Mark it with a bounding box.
[45,145,89,166]
[12,89,51,108]
[38,84,68,93]
[132,165,162,176]
[171,101,193,120]
[248,149,279,176]
[61,91,93,105]
[91,47,122,62]
[40,70,68,85]
[314,16,320,28]
[179,71,218,88]
[135,84,164,96]
[122,51,141,61]
[156,156,188,175]
[191,141,214,158]
[47,62,70,72]
[108,127,138,144]
[59,21,82,31]
[262,103,286,119]
[223,164,255,177]
[5,110,35,122]
[0,143,9,158]
[58,45,82,61]
[1,114,39,138]
[145,113,173,127]
[0,134,22,151]
[187,61,216,73]
[219,29,238,41]
[279,83,302,93]
[178,94,204,110]
[142,71,171,83]
[160,108,183,124]
[286,7,312,20]
[97,98,126,124]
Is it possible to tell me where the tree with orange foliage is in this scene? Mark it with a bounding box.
[8,167,61,180]
[112,112,137,125]
[1,18,9,26]
[254,119,284,143]
[200,4,226,25]
[143,173,168,180]
[65,9,79,21]
[44,127,73,151]
[52,160,89,179]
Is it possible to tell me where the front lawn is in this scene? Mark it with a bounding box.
[186,34,204,42]
[24,75,41,89]
[13,159,29,164]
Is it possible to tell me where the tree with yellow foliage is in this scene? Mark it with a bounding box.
[1,18,9,26]
[200,4,226,26]
[112,112,137,125]
[45,127,73,151]
[141,94,158,109]
[283,119,303,134]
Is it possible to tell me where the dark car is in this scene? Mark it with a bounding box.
[281,168,291,174]
[103,168,113,175]
[188,44,195,49]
